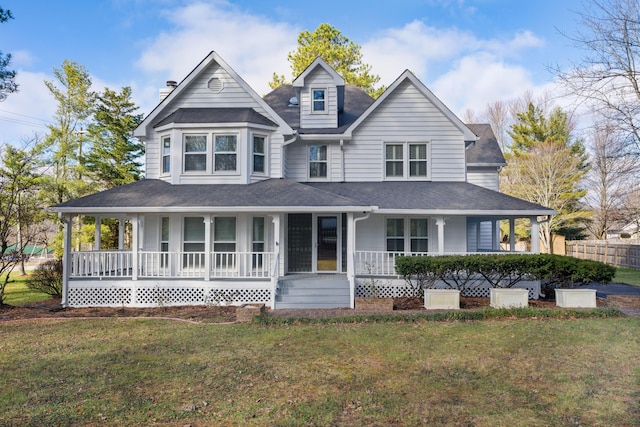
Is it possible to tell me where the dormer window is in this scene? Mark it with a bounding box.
[312,88,327,113]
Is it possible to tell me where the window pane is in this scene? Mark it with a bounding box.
[410,161,427,176]
[162,156,170,173]
[309,162,327,178]
[411,239,428,252]
[214,242,236,252]
[253,155,264,173]
[215,135,237,152]
[313,89,325,100]
[410,218,429,237]
[386,144,403,160]
[386,218,404,237]
[387,238,404,252]
[185,154,206,171]
[386,161,403,177]
[162,138,171,155]
[183,242,205,252]
[253,136,264,154]
[253,217,264,241]
[309,145,327,161]
[215,154,236,171]
[410,144,426,159]
[185,135,206,152]
[184,217,205,241]
[161,217,170,241]
[215,217,236,241]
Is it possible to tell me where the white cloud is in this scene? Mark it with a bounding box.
[0,70,56,146]
[362,20,548,117]
[135,1,299,99]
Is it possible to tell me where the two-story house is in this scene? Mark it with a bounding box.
[53,51,554,309]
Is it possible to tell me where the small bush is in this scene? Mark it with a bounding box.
[26,259,63,297]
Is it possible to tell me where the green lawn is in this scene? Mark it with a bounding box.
[615,267,640,287]
[2,273,52,306]
[1,317,638,426]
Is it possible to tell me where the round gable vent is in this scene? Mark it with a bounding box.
[207,77,224,93]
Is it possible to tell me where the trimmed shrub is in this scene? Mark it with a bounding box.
[25,259,63,297]
[395,254,616,299]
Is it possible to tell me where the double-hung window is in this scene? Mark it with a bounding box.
[161,217,170,267]
[183,217,205,269]
[252,135,265,174]
[252,217,265,268]
[184,135,207,172]
[312,88,326,113]
[309,145,328,178]
[386,217,429,253]
[214,135,237,172]
[384,142,429,179]
[162,136,171,174]
[213,217,236,269]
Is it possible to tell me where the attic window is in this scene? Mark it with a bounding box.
[312,88,326,113]
[207,77,224,93]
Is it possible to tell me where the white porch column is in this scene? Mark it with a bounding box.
[118,218,125,250]
[509,218,516,252]
[94,215,101,250]
[61,214,73,307]
[270,214,282,309]
[132,215,139,280]
[347,212,355,308]
[530,217,540,254]
[204,214,212,281]
[435,217,446,255]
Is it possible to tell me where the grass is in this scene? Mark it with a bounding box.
[1,317,639,426]
[1,273,52,306]
[2,274,51,306]
[615,267,640,287]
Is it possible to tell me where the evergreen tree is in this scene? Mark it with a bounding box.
[503,103,590,251]
[269,23,385,98]
[0,6,17,101]
[85,87,144,188]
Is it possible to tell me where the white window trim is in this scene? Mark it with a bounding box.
[384,216,430,253]
[251,133,268,176]
[383,141,431,181]
[310,87,328,114]
[307,144,330,181]
[161,135,171,176]
[182,133,209,174]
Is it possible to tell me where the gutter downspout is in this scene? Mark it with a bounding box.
[340,139,345,182]
[350,212,372,308]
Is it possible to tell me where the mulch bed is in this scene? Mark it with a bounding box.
[0,296,606,323]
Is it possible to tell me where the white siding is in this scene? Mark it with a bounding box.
[443,216,467,253]
[345,80,467,182]
[299,69,338,129]
[145,60,285,184]
[467,167,499,190]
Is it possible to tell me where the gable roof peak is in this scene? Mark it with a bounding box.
[292,57,345,87]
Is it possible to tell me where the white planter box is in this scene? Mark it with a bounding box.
[490,288,529,308]
[555,289,597,308]
[424,289,460,310]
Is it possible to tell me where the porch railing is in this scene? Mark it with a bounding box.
[70,251,275,279]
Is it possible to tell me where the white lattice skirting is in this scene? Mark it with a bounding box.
[355,279,540,299]
[67,280,272,307]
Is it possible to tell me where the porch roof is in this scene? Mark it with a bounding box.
[305,181,555,216]
[51,179,371,214]
[52,179,554,217]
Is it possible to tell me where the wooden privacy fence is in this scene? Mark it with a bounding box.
[566,240,640,270]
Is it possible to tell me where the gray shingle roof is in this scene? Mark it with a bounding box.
[153,108,278,128]
[53,179,554,216]
[53,179,368,211]
[262,84,375,134]
[465,123,506,165]
[305,181,554,214]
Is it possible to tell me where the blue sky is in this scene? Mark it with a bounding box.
[1,0,585,145]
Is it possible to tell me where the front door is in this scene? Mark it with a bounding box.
[316,216,338,271]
